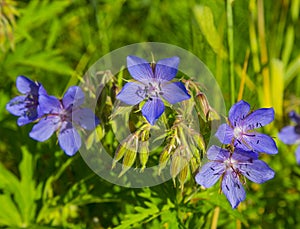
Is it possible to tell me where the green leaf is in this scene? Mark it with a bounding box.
[194,5,227,59]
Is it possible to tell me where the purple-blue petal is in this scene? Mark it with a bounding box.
[239,160,275,183]
[195,162,224,188]
[222,171,246,209]
[127,56,154,82]
[228,100,250,127]
[39,94,61,114]
[295,145,300,165]
[206,145,230,161]
[58,122,81,156]
[116,82,146,105]
[16,76,38,94]
[29,116,60,141]
[141,98,165,125]
[73,108,99,130]
[243,108,274,130]
[242,132,278,154]
[6,96,26,116]
[289,111,300,124]
[155,56,179,81]
[161,82,190,104]
[278,126,300,145]
[62,86,85,109]
[231,148,258,161]
[215,123,234,144]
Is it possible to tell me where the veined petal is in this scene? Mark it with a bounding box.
[73,108,99,130]
[222,171,246,209]
[29,116,60,141]
[195,162,224,188]
[141,98,165,125]
[243,108,274,130]
[295,145,300,165]
[127,56,154,82]
[215,123,234,144]
[116,82,146,105]
[278,126,300,145]
[207,145,230,161]
[228,100,250,127]
[231,148,258,161]
[39,94,61,114]
[62,86,85,109]
[16,75,38,94]
[242,132,278,154]
[155,56,179,81]
[239,160,275,183]
[161,82,190,104]
[17,116,35,126]
[6,96,26,116]
[58,123,81,156]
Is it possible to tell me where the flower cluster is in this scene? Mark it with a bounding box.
[116,55,191,125]
[6,76,99,156]
[278,111,300,164]
[196,100,277,208]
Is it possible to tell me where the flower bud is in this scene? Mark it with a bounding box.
[178,165,189,191]
[139,141,149,172]
[119,150,137,177]
[158,147,172,175]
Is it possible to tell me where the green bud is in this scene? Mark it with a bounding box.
[178,165,189,191]
[190,157,200,174]
[192,133,205,152]
[119,150,137,177]
[158,147,171,175]
[139,141,149,172]
[112,143,127,169]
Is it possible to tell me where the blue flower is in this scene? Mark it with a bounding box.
[6,76,47,126]
[278,111,300,164]
[215,100,277,154]
[116,55,191,125]
[195,145,275,208]
[29,86,99,156]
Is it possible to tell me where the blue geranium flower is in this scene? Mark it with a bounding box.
[29,86,99,156]
[116,55,191,125]
[195,145,275,208]
[6,75,47,126]
[278,111,300,164]
[215,100,278,154]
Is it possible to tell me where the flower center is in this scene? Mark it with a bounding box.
[136,81,163,100]
[233,126,243,139]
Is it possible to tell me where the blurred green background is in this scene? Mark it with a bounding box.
[0,0,300,228]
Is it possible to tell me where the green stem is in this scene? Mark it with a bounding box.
[227,0,235,105]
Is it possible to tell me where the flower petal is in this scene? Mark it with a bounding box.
[242,132,278,154]
[39,94,61,114]
[127,55,154,82]
[228,100,250,127]
[215,123,234,144]
[207,145,230,161]
[116,82,146,105]
[16,76,38,94]
[243,108,274,130]
[62,86,85,109]
[29,116,60,141]
[155,56,179,81]
[58,123,81,156]
[6,96,26,116]
[195,162,224,188]
[295,145,300,165]
[141,98,165,125]
[278,126,300,145]
[289,111,300,124]
[73,108,99,130]
[161,82,190,104]
[222,171,246,209]
[239,160,275,183]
